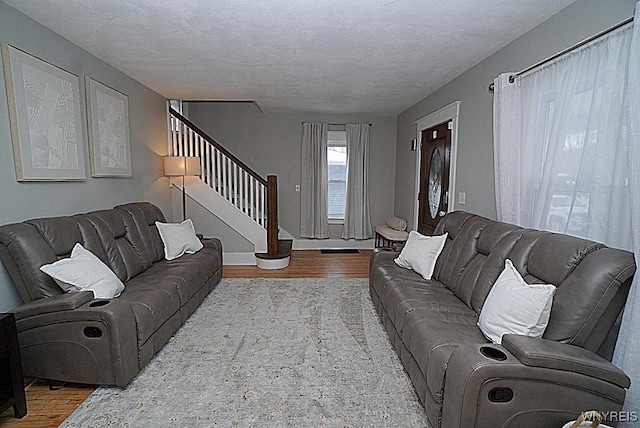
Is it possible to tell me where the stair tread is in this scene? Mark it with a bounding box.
[255,239,292,259]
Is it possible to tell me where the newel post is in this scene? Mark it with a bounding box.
[266,175,279,255]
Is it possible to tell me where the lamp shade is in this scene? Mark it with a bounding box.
[184,156,201,176]
[164,156,201,176]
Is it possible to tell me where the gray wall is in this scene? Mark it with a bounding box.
[184,102,397,246]
[0,3,171,311]
[394,0,637,227]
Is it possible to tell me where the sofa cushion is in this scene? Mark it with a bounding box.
[118,285,180,346]
[404,310,485,404]
[115,202,166,264]
[433,216,490,295]
[25,215,107,262]
[129,246,221,307]
[453,221,523,309]
[394,231,447,280]
[478,259,556,344]
[87,210,148,282]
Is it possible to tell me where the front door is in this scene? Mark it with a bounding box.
[418,121,451,235]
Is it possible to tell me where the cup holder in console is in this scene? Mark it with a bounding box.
[89,300,110,307]
[480,346,507,361]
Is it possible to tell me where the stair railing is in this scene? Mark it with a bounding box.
[169,107,279,255]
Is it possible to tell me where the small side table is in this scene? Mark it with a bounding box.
[0,313,27,418]
[374,224,408,251]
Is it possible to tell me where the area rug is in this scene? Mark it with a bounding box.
[61,278,429,427]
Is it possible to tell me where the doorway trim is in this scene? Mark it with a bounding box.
[413,101,460,231]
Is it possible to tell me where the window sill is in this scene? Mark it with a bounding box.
[328,218,344,225]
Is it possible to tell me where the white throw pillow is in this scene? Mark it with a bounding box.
[394,231,448,280]
[386,216,408,231]
[40,244,125,299]
[155,219,204,261]
[478,259,556,344]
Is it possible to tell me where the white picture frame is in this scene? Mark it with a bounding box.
[1,43,86,181]
[85,77,132,177]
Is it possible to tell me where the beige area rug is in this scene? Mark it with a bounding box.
[61,278,429,427]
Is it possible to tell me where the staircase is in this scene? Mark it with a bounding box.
[169,107,291,269]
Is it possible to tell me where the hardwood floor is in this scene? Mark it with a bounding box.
[224,249,372,278]
[0,250,372,427]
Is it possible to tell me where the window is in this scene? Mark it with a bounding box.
[327,130,347,221]
[169,100,184,132]
[169,99,183,114]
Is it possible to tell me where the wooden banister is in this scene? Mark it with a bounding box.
[266,175,279,255]
[169,107,267,186]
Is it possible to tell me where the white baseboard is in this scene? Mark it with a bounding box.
[223,252,257,265]
[292,238,374,250]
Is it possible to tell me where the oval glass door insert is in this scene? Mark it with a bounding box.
[428,148,442,219]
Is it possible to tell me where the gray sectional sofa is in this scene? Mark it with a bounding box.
[0,202,222,387]
[369,211,635,427]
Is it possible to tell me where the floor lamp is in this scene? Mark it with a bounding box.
[164,156,201,221]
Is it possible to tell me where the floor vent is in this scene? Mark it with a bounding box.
[320,249,360,254]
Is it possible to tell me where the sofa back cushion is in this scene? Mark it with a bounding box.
[0,215,108,301]
[433,214,524,310]
[464,222,524,311]
[86,210,149,282]
[432,212,635,352]
[433,214,489,293]
[508,233,634,349]
[115,203,166,264]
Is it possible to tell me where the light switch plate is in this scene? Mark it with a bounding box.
[457,192,466,205]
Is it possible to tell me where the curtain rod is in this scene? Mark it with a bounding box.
[301,122,372,127]
[488,15,634,93]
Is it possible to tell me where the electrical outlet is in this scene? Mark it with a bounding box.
[295,184,300,192]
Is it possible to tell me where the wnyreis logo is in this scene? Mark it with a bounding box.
[600,411,638,423]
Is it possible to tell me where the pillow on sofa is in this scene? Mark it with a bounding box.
[478,259,556,344]
[40,243,125,299]
[155,219,203,261]
[394,231,448,280]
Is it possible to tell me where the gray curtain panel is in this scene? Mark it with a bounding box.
[342,123,372,240]
[300,122,330,238]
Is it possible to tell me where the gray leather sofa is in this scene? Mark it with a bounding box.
[0,202,222,387]
[369,211,634,427]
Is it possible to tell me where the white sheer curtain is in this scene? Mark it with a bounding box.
[613,3,640,419]
[493,20,633,249]
[300,123,330,238]
[493,73,521,223]
[493,4,640,416]
[342,123,372,240]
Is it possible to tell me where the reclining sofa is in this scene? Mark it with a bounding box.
[0,202,222,387]
[370,211,634,427]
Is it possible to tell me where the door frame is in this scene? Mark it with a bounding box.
[413,101,460,231]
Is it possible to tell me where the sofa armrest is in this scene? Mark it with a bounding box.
[13,296,139,386]
[502,334,630,388]
[201,237,222,249]
[441,342,628,427]
[12,292,94,321]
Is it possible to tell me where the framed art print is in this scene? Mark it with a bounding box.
[1,43,86,181]
[85,77,132,177]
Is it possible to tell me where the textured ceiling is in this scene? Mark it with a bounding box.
[3,0,575,115]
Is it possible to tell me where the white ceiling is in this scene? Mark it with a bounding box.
[3,0,576,115]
